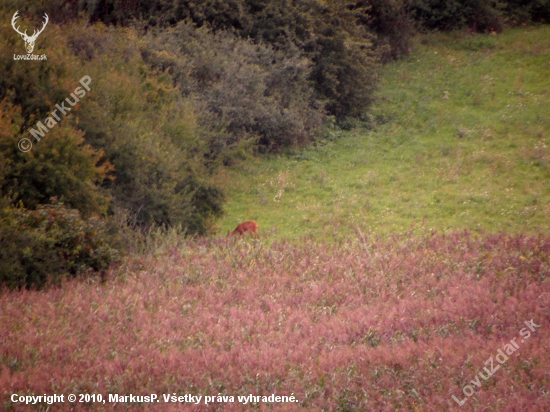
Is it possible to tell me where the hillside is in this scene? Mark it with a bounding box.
[2,26,550,412]
[218,26,550,240]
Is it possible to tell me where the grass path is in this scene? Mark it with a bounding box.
[217,26,550,241]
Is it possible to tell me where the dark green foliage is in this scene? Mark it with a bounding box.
[242,0,379,120]
[144,25,324,152]
[0,102,111,218]
[503,0,550,23]
[40,0,550,29]
[410,0,504,32]
[306,5,379,120]
[175,176,225,235]
[174,0,248,30]
[0,15,226,235]
[239,0,317,50]
[0,202,118,290]
[99,0,382,122]
[408,0,550,31]
[204,0,380,121]
[356,0,415,61]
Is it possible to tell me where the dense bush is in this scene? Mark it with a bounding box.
[5,0,550,59]
[0,202,118,290]
[0,100,111,218]
[204,0,380,121]
[409,0,504,32]
[0,17,225,234]
[41,0,381,122]
[409,0,550,31]
[144,25,323,152]
[356,0,415,61]
[503,0,550,23]
[305,1,380,120]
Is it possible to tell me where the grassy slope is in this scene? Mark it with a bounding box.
[2,26,550,412]
[217,26,550,241]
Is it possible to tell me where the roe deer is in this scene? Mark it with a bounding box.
[227,221,258,237]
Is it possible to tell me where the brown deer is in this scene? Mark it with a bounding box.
[227,221,258,237]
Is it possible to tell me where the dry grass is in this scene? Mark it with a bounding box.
[1,232,549,411]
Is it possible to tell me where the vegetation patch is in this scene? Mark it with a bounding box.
[219,26,550,241]
[1,232,548,410]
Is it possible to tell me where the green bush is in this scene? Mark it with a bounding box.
[144,25,324,152]
[0,18,226,234]
[503,0,550,23]
[175,175,225,235]
[410,0,504,32]
[0,100,111,218]
[357,0,415,61]
[306,2,380,120]
[240,0,380,121]
[0,202,118,290]
[114,0,381,123]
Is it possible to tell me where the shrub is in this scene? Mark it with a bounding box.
[410,0,504,32]
[144,25,324,152]
[53,22,226,234]
[239,0,381,121]
[0,100,111,217]
[142,1,381,124]
[357,0,415,61]
[504,0,550,23]
[175,175,225,235]
[0,202,118,290]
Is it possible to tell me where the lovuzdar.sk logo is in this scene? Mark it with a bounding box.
[11,10,48,61]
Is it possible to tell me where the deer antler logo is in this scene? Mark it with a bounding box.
[11,11,49,54]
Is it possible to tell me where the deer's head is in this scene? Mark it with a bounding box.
[12,11,49,54]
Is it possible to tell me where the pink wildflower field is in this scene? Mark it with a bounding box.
[1,231,549,411]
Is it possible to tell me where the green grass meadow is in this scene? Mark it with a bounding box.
[217,26,550,241]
